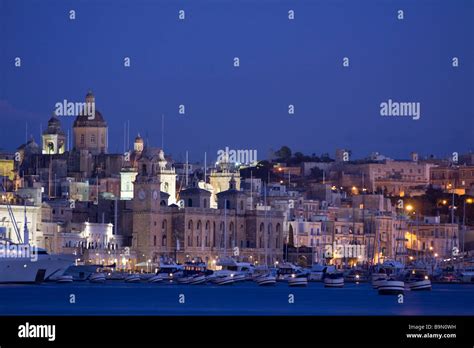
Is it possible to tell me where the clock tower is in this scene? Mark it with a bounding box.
[131,152,162,263]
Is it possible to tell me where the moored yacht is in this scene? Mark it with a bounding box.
[153,262,184,282]
[309,264,336,282]
[124,273,141,283]
[0,243,74,284]
[277,263,305,281]
[213,274,235,285]
[56,274,73,283]
[254,273,277,286]
[89,272,107,283]
[215,257,254,282]
[378,277,405,295]
[404,269,431,291]
[324,272,344,288]
[288,273,308,287]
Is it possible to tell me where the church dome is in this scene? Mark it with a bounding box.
[73,90,107,128]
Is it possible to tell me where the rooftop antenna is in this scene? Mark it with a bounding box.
[161,114,164,150]
[185,151,189,187]
[204,152,207,183]
[123,122,126,153]
[127,120,130,151]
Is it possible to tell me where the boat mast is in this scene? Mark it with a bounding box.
[223,198,227,257]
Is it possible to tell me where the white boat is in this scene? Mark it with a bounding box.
[124,274,141,283]
[0,198,74,284]
[89,272,106,283]
[148,274,164,283]
[215,257,254,281]
[189,274,207,285]
[60,264,104,281]
[139,273,155,281]
[56,275,73,283]
[309,264,336,282]
[378,279,405,295]
[371,272,388,282]
[255,274,276,286]
[277,263,305,281]
[154,262,184,282]
[372,276,388,289]
[407,279,431,291]
[404,269,431,291]
[213,274,235,285]
[288,274,308,287]
[0,245,74,284]
[106,271,126,280]
[252,265,272,280]
[324,273,344,288]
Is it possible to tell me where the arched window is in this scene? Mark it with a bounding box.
[213,222,216,247]
[188,220,193,230]
[153,235,157,246]
[188,198,193,207]
[203,198,207,207]
[240,200,244,210]
[162,234,167,247]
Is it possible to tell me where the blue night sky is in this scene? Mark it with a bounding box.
[1,0,473,162]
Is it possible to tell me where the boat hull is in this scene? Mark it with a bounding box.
[124,275,141,283]
[214,277,235,285]
[256,276,277,286]
[408,279,431,291]
[324,278,344,288]
[0,255,73,284]
[288,278,308,287]
[89,273,106,283]
[378,280,405,295]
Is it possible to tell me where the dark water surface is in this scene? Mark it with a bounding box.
[0,282,472,316]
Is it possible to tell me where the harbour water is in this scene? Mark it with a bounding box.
[0,282,473,316]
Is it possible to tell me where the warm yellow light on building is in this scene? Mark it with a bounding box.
[466,198,473,204]
[405,204,414,212]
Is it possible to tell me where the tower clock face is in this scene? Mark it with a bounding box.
[152,190,158,200]
[138,189,146,200]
